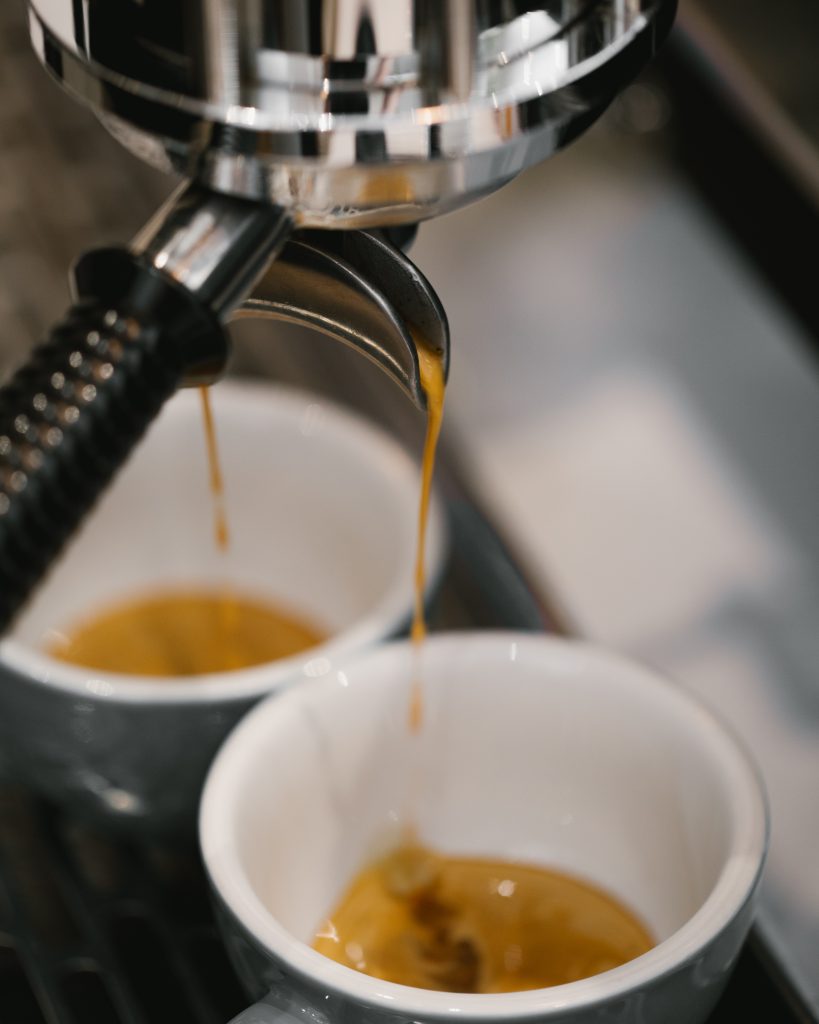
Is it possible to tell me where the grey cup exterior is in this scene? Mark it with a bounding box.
[211,879,761,1024]
[0,660,256,835]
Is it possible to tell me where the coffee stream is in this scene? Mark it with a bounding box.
[409,337,446,732]
[199,386,240,667]
[199,386,230,553]
[312,342,655,992]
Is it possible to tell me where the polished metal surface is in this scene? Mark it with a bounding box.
[28,0,676,226]
[131,184,447,407]
[132,183,292,319]
[23,0,675,412]
[238,229,450,409]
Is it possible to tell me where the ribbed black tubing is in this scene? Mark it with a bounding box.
[0,249,228,631]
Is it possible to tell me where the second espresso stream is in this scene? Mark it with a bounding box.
[310,346,655,993]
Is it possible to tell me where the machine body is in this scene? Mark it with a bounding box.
[29,0,675,225]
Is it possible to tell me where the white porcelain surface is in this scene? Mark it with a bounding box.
[201,633,768,1024]
[0,381,445,832]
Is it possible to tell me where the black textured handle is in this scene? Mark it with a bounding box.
[0,249,228,631]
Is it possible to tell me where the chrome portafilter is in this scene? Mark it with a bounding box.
[0,0,676,629]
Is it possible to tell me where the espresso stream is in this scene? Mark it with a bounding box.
[312,345,655,992]
[200,385,230,553]
[409,337,446,731]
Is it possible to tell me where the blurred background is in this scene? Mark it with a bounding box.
[1,0,818,1014]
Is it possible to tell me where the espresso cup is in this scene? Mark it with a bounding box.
[201,632,768,1024]
[0,381,446,833]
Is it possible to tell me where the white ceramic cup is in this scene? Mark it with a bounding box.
[201,632,768,1024]
[0,381,445,833]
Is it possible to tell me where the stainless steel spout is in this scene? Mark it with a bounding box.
[131,183,448,408]
[237,230,449,409]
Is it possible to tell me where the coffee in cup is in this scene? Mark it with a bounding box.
[47,588,325,676]
[200,633,767,1024]
[313,840,653,992]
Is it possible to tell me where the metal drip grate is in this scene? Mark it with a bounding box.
[0,783,245,1024]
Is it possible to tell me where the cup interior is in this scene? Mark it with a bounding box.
[201,633,767,1015]
[2,382,444,697]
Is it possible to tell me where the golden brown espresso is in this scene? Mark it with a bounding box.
[313,843,653,993]
[48,589,325,676]
[409,338,446,731]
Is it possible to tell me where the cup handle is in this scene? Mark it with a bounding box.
[228,990,332,1024]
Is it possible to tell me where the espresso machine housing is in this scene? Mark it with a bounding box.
[0,0,675,627]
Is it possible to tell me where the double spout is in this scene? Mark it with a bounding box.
[0,183,449,629]
[236,228,449,409]
[132,183,449,409]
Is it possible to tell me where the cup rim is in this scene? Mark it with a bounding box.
[0,381,447,705]
[200,632,769,1021]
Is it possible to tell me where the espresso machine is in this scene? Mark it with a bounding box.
[0,0,675,628]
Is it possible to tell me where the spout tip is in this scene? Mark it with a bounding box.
[237,227,449,413]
